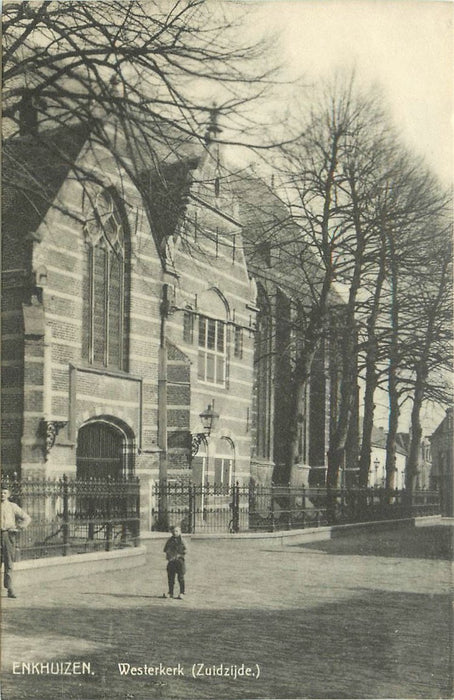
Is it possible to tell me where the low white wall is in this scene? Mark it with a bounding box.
[141,516,417,548]
[14,545,147,587]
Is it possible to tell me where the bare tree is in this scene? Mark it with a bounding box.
[377,165,450,490]
[277,75,400,490]
[238,72,452,499]
[396,220,453,495]
[3,0,281,216]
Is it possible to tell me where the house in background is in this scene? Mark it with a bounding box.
[413,436,433,491]
[430,408,453,516]
[368,426,407,490]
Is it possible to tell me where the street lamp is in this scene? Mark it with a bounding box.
[191,404,219,456]
[373,458,380,487]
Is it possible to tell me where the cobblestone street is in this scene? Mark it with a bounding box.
[1,520,452,700]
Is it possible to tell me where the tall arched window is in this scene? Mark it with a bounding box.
[196,289,229,387]
[83,187,129,370]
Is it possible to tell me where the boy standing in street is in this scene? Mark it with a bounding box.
[163,525,186,600]
[1,485,31,599]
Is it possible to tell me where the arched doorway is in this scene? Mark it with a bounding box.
[76,419,134,479]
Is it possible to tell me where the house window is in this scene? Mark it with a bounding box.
[234,326,243,359]
[183,310,194,344]
[197,315,226,385]
[83,188,128,370]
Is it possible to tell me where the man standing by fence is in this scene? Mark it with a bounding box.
[1,485,31,599]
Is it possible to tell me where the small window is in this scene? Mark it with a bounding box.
[234,326,243,358]
[183,310,194,343]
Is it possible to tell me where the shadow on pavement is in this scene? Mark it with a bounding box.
[81,592,166,600]
[2,589,451,700]
[289,525,453,560]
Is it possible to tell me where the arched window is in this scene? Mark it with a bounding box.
[196,289,228,387]
[83,187,129,370]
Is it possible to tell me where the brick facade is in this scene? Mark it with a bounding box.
[2,127,258,529]
[2,123,352,532]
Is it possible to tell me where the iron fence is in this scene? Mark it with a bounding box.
[151,482,441,534]
[3,475,140,560]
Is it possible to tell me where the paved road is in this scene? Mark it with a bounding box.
[1,520,452,700]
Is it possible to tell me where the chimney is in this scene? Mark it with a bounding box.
[19,92,38,136]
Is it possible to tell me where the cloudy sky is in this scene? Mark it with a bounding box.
[240,0,453,185]
[237,0,452,433]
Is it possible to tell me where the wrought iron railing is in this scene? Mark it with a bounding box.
[3,475,140,560]
[151,482,440,534]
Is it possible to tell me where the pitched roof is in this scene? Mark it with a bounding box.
[370,425,408,456]
[233,173,345,309]
[3,124,89,236]
[2,120,206,251]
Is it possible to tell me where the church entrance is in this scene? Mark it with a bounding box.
[76,419,132,479]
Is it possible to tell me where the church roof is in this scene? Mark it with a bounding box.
[3,124,89,237]
[233,173,345,309]
[2,120,206,251]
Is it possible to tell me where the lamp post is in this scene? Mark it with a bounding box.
[191,404,219,515]
[191,404,219,457]
[373,458,380,487]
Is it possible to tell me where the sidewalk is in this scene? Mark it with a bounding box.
[1,520,452,700]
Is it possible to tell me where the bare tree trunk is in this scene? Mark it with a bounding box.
[406,366,426,498]
[358,231,387,487]
[288,313,328,470]
[407,250,451,498]
[327,177,365,490]
[327,331,357,487]
[358,364,377,487]
[287,126,341,474]
[385,235,399,492]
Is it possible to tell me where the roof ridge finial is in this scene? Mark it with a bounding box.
[204,103,222,145]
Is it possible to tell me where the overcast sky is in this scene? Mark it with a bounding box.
[239,0,453,185]
[236,0,452,433]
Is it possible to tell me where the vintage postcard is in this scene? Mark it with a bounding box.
[1,1,452,699]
